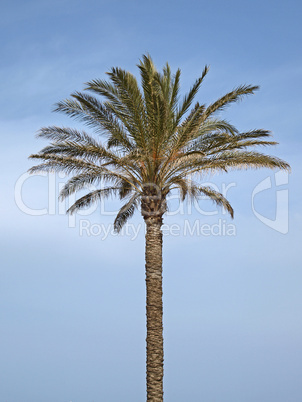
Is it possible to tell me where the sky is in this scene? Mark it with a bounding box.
[1,0,302,401]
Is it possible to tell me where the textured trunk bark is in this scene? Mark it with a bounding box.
[145,216,164,401]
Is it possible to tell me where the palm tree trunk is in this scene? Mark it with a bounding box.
[145,216,164,401]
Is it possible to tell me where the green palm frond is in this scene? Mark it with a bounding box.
[203,84,259,120]
[235,129,272,140]
[169,68,181,112]
[114,193,139,232]
[59,173,104,200]
[106,67,146,143]
[54,93,134,152]
[67,187,118,214]
[37,126,98,145]
[174,65,209,126]
[167,176,190,201]
[85,78,121,103]
[194,186,234,218]
[29,154,101,175]
[200,151,291,173]
[118,179,134,199]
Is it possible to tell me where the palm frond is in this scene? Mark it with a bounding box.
[114,193,139,232]
[174,65,209,125]
[37,126,98,145]
[179,151,291,176]
[194,186,234,218]
[203,84,259,120]
[59,173,105,200]
[29,154,101,175]
[67,187,118,214]
[169,68,181,112]
[54,93,134,152]
[106,67,147,147]
[167,176,190,201]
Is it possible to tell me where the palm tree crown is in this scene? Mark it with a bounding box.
[29,54,290,227]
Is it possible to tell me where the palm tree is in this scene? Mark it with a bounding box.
[29,54,290,401]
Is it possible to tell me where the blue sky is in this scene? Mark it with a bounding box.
[1,0,302,401]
